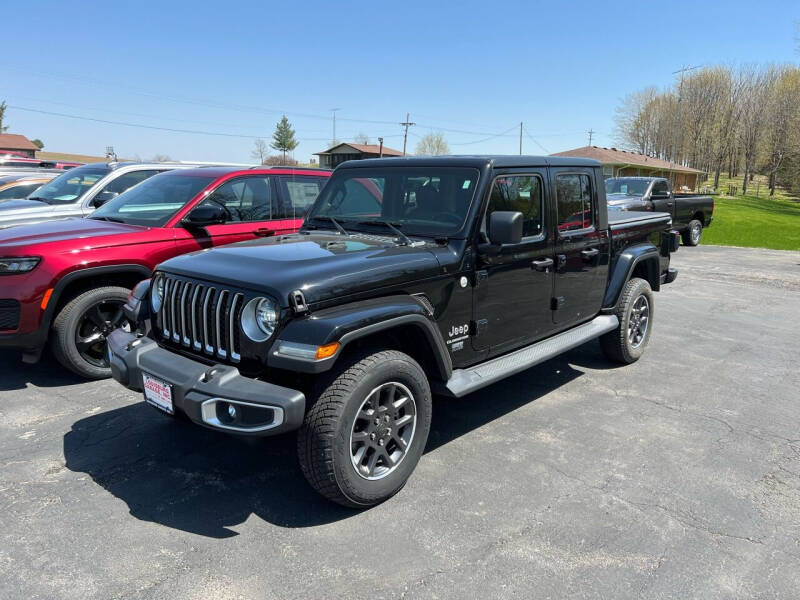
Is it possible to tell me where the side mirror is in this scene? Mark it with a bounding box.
[92,190,119,207]
[488,211,523,245]
[183,203,227,228]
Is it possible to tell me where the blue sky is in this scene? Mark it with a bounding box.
[2,0,797,163]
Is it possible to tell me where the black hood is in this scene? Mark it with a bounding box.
[159,232,443,306]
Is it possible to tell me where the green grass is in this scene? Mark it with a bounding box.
[696,172,800,251]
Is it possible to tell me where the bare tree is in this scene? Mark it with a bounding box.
[150,154,173,162]
[251,138,268,164]
[738,66,776,194]
[415,132,450,156]
[353,132,370,145]
[761,67,800,194]
[0,101,8,133]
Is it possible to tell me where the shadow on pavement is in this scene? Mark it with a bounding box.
[0,350,85,391]
[64,344,606,537]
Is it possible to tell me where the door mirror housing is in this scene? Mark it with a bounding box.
[182,203,228,228]
[92,190,119,207]
[488,211,523,245]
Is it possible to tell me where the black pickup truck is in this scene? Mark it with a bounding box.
[605,177,714,246]
[108,156,680,507]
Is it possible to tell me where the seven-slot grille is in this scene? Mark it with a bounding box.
[158,275,245,362]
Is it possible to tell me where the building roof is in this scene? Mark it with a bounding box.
[0,134,39,152]
[551,146,705,174]
[315,142,405,157]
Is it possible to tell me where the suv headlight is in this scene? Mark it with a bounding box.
[151,274,165,312]
[0,257,40,274]
[241,296,278,342]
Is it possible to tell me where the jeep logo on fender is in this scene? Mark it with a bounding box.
[448,323,469,338]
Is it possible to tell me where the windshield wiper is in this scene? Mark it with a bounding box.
[27,196,51,205]
[356,220,415,246]
[307,215,349,235]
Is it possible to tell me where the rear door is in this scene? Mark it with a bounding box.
[551,168,609,327]
[472,170,555,355]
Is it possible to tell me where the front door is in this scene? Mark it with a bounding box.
[551,169,609,328]
[174,175,302,254]
[473,171,555,355]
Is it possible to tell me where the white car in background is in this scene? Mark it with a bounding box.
[0,162,212,229]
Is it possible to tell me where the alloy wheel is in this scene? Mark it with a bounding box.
[75,300,130,367]
[627,295,650,349]
[350,381,417,480]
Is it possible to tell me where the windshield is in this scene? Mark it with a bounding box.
[307,167,480,237]
[90,171,216,227]
[605,178,650,197]
[28,164,110,205]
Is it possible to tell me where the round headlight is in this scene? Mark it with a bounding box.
[151,275,165,312]
[241,297,278,342]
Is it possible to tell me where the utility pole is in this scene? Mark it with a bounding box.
[668,65,701,186]
[519,122,523,155]
[588,129,595,146]
[378,137,384,158]
[329,108,341,146]
[400,112,415,156]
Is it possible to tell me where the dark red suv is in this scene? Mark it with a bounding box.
[0,166,329,378]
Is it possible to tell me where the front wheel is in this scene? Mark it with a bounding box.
[51,286,132,379]
[600,277,654,364]
[297,350,432,507]
[682,219,703,246]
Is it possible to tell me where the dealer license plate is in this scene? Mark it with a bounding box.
[142,372,174,414]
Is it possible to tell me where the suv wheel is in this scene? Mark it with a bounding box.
[51,286,131,379]
[297,350,432,507]
[682,219,703,246]
[600,277,654,364]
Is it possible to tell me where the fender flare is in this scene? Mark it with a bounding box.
[602,243,661,310]
[43,264,152,330]
[267,295,452,380]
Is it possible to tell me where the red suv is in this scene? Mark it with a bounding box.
[0,166,329,378]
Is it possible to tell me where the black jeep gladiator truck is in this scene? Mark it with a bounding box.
[108,156,680,507]
[605,176,714,246]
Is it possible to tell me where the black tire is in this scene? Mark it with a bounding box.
[297,350,432,508]
[600,277,654,364]
[51,286,131,379]
[682,219,703,246]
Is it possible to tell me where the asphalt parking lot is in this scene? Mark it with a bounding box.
[1,245,799,599]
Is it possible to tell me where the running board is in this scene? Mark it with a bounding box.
[444,315,619,397]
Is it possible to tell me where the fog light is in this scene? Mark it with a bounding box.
[227,404,237,419]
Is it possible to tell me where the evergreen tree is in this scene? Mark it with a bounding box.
[270,115,299,164]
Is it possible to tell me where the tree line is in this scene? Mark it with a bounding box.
[615,64,800,196]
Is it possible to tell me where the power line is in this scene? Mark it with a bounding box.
[522,125,550,154]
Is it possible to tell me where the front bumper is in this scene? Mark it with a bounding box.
[107,329,306,436]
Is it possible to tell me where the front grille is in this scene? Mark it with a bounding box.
[0,299,20,330]
[158,276,244,362]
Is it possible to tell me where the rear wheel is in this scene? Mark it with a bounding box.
[51,286,132,379]
[600,277,654,364]
[297,350,432,507]
[682,219,703,246]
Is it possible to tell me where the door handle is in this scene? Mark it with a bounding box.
[254,228,275,237]
[531,257,554,272]
[667,202,673,207]
[581,248,599,260]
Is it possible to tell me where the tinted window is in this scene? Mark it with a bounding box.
[557,174,594,233]
[605,178,649,196]
[278,176,326,218]
[652,180,669,196]
[198,176,272,222]
[90,172,215,227]
[99,169,161,195]
[486,175,543,239]
[28,164,110,205]
[0,182,44,200]
[309,167,479,236]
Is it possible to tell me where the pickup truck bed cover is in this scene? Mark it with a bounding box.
[608,210,671,230]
